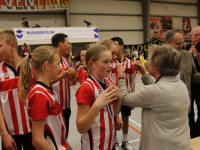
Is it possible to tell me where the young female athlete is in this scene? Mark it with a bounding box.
[19,46,69,150]
[74,47,89,84]
[100,39,118,62]
[76,45,123,150]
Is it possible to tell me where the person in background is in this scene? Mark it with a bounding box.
[111,37,135,150]
[132,47,139,62]
[184,26,200,138]
[21,18,29,28]
[125,46,131,59]
[140,52,145,67]
[21,43,30,57]
[74,48,88,85]
[140,47,147,60]
[76,52,81,62]
[51,33,77,149]
[117,45,191,150]
[0,28,34,150]
[100,39,123,149]
[68,57,75,68]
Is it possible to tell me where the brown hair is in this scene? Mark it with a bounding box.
[0,28,18,50]
[100,39,118,50]
[148,44,181,76]
[19,46,58,105]
[85,45,109,73]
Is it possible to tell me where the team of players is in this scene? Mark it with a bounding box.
[0,28,135,150]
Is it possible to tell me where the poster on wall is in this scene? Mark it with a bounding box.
[0,0,69,11]
[150,16,191,39]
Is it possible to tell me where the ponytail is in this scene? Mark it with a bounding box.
[19,46,58,105]
[19,55,32,105]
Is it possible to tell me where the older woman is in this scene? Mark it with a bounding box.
[117,45,191,150]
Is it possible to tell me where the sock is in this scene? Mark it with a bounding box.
[114,136,118,144]
[123,133,128,142]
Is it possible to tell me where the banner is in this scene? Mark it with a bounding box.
[13,27,99,41]
[0,0,69,11]
[124,39,165,52]
[150,16,191,39]
[12,27,99,45]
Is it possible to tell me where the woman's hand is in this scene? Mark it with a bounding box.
[132,61,147,77]
[117,62,126,77]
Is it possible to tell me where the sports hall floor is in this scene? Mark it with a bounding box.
[0,74,197,150]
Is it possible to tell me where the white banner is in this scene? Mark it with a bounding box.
[0,0,68,11]
[12,27,99,45]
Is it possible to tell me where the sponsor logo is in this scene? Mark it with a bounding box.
[26,31,55,35]
[98,89,102,94]
[3,73,9,78]
[15,30,23,39]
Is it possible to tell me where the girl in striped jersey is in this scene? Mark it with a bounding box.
[74,47,89,84]
[76,45,123,150]
[19,46,69,150]
[0,28,34,150]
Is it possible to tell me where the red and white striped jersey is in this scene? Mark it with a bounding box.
[0,62,31,135]
[27,82,68,150]
[76,75,115,150]
[111,58,135,92]
[52,57,71,110]
[77,66,89,84]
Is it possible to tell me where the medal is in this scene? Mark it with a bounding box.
[111,124,114,130]
[90,74,114,119]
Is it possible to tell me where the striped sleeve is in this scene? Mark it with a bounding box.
[76,82,94,106]
[29,93,49,121]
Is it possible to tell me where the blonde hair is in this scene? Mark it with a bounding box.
[19,46,58,105]
[0,28,18,50]
[100,39,118,50]
[85,45,109,73]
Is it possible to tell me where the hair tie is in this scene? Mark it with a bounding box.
[29,55,31,59]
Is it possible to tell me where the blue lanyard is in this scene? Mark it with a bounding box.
[90,74,113,118]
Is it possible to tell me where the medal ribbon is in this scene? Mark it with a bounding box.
[90,74,113,119]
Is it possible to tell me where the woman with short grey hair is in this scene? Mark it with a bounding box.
[117,45,191,150]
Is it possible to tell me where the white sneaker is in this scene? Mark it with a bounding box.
[121,141,133,150]
[112,142,120,150]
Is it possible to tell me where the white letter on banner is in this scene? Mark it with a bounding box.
[16,0,23,10]
[24,0,35,9]
[3,0,14,9]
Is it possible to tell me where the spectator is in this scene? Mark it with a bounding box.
[125,46,131,59]
[21,17,29,28]
[21,43,30,57]
[132,47,139,62]
[184,26,200,138]
[68,57,75,68]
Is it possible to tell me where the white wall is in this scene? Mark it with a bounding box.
[69,0,143,45]
[0,10,65,28]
